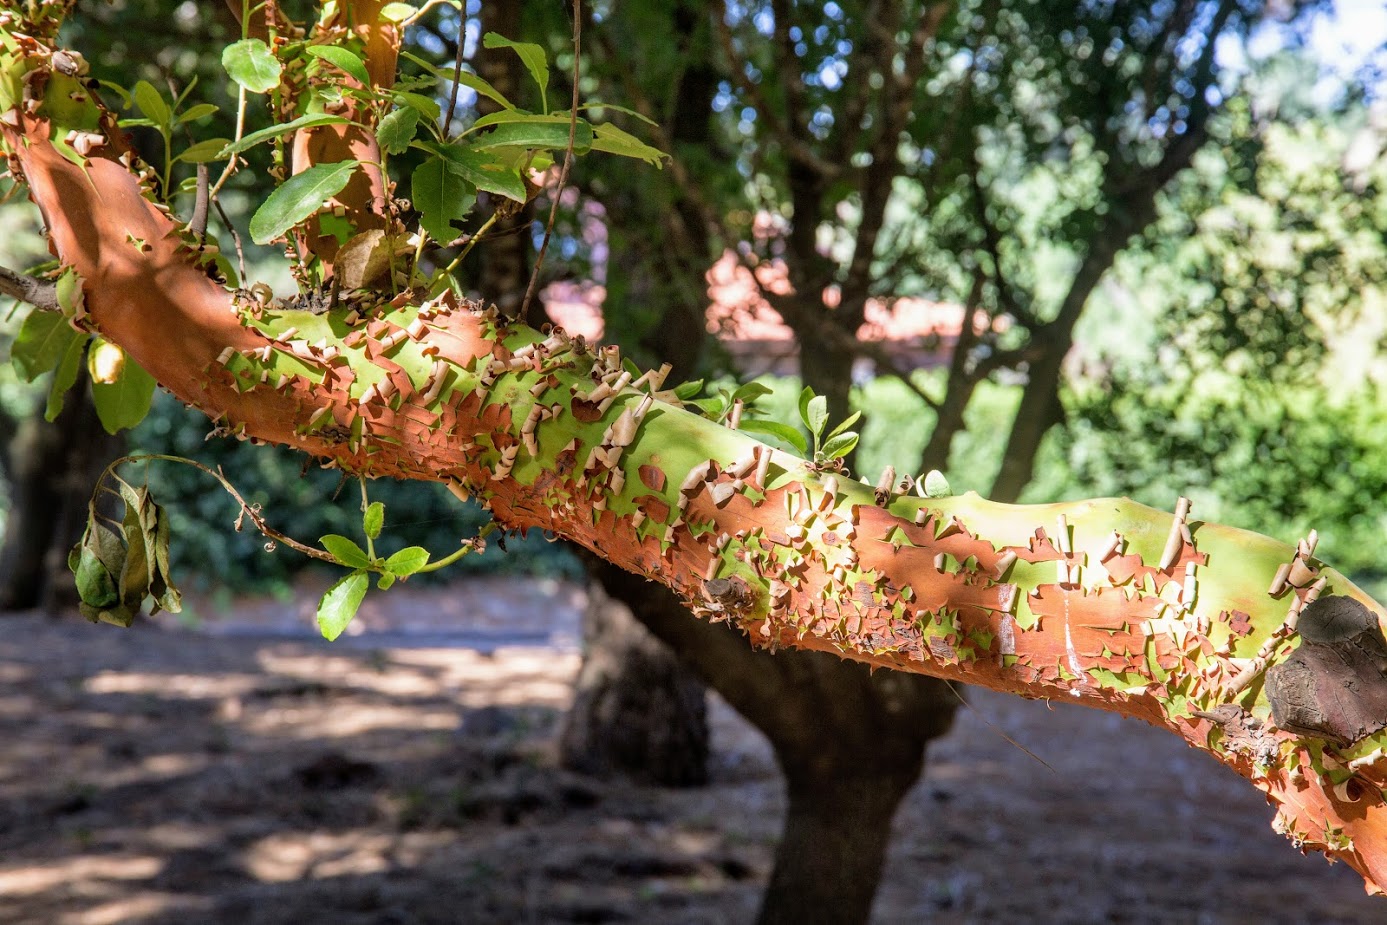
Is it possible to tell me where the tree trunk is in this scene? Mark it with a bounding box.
[0,374,122,611]
[559,578,708,786]
[588,557,959,922]
[759,764,919,925]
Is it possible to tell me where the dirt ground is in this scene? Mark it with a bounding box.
[1,577,1383,924]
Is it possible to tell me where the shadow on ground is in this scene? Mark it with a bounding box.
[0,584,1382,924]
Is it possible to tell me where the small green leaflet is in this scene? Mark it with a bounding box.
[90,346,157,434]
[220,113,351,157]
[307,45,370,85]
[12,310,80,381]
[800,388,828,440]
[249,160,359,245]
[363,501,385,540]
[590,122,667,167]
[738,419,809,456]
[923,470,953,498]
[321,534,371,568]
[222,38,282,94]
[375,105,419,155]
[819,432,858,460]
[132,80,170,128]
[318,570,369,640]
[482,33,548,111]
[411,154,477,242]
[384,546,429,576]
[380,3,418,23]
[177,103,219,124]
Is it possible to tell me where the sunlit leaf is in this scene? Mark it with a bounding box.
[222,38,281,94]
[317,570,369,641]
[307,45,370,85]
[90,346,156,434]
[482,32,548,108]
[321,534,371,568]
[738,418,809,456]
[220,113,351,157]
[384,546,429,576]
[249,160,358,245]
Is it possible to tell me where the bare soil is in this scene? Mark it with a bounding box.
[0,577,1382,924]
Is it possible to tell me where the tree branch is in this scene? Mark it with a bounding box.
[0,265,57,311]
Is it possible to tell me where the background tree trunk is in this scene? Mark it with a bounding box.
[559,579,709,785]
[0,374,122,612]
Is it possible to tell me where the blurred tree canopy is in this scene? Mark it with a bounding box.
[1,0,1383,600]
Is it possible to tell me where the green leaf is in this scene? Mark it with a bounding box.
[384,546,430,576]
[307,45,370,85]
[131,80,170,128]
[806,395,828,441]
[249,160,358,245]
[220,112,351,157]
[90,350,157,434]
[450,71,513,111]
[482,33,548,109]
[923,469,953,499]
[673,379,705,400]
[12,310,80,381]
[174,138,232,164]
[375,105,419,155]
[732,380,774,405]
[98,79,132,108]
[44,331,85,422]
[363,501,385,540]
[415,140,527,201]
[176,103,219,124]
[589,122,667,167]
[377,572,396,590]
[738,419,809,456]
[321,534,371,568]
[317,570,369,641]
[690,397,727,419]
[825,410,861,441]
[380,2,417,23]
[411,154,476,242]
[578,101,657,125]
[393,90,442,122]
[222,38,282,94]
[797,387,815,434]
[471,116,592,154]
[820,431,859,461]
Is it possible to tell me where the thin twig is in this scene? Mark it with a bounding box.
[213,199,248,284]
[442,5,468,136]
[518,0,582,321]
[0,265,58,310]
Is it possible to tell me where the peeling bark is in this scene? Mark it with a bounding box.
[4,11,1387,898]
